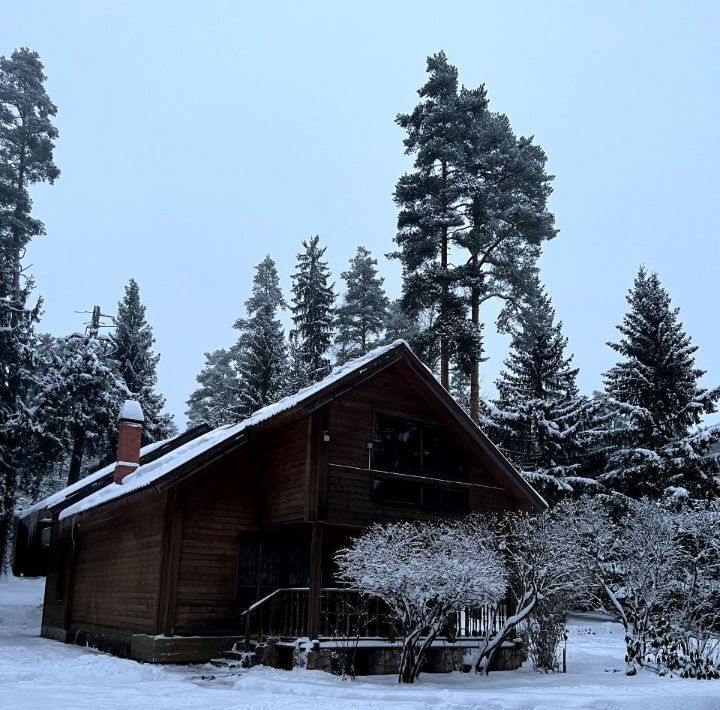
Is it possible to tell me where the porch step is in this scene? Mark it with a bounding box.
[209,642,264,670]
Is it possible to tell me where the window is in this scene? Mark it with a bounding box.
[237,535,310,606]
[372,414,468,480]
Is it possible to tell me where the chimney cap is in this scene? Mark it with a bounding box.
[119,399,144,422]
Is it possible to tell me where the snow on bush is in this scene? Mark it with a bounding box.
[571,497,720,679]
[471,501,590,674]
[335,518,506,683]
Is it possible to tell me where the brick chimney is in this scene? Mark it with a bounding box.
[114,400,144,484]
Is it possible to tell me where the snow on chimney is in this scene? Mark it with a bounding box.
[114,400,144,485]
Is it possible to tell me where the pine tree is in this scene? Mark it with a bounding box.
[394,53,556,419]
[290,235,335,382]
[233,256,288,415]
[456,109,556,421]
[334,246,389,364]
[114,279,174,442]
[0,48,59,568]
[393,52,473,390]
[382,299,440,373]
[483,286,592,502]
[185,348,241,428]
[600,268,720,499]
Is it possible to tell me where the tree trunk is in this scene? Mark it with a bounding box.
[469,255,480,422]
[439,160,449,389]
[67,431,85,486]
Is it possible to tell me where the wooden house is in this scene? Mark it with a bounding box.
[19,341,545,667]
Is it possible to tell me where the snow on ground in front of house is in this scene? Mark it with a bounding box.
[1,576,719,710]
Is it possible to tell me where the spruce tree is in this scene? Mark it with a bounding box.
[484,286,592,502]
[114,279,174,442]
[185,348,241,428]
[233,256,288,415]
[290,235,335,382]
[334,246,389,364]
[0,48,59,568]
[600,268,720,499]
[32,330,129,485]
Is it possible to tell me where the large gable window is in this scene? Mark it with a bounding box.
[372,413,468,480]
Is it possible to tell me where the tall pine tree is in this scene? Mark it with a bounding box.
[483,286,593,502]
[0,48,59,568]
[114,279,174,442]
[290,235,335,384]
[600,268,720,499]
[394,53,555,421]
[334,246,389,364]
[393,52,474,390]
[233,256,288,415]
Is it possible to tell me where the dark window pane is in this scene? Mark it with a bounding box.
[373,415,397,470]
[258,542,280,587]
[286,542,310,587]
[237,536,260,588]
[395,420,420,471]
[441,434,468,480]
[423,485,470,510]
[423,426,441,475]
[372,476,422,504]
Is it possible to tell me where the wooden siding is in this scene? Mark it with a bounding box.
[41,524,72,631]
[257,418,308,525]
[173,448,258,635]
[324,364,515,526]
[69,492,165,637]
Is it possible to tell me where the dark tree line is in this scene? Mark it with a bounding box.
[0,49,174,569]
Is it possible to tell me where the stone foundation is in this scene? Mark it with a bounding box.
[303,641,523,676]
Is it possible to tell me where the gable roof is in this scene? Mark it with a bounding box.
[27,340,545,523]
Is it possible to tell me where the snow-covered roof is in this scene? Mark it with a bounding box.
[119,399,144,422]
[23,338,545,523]
[20,437,170,520]
[56,341,406,521]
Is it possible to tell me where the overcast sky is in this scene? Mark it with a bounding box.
[3,1,719,428]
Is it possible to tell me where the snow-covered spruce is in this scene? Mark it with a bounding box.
[289,235,335,386]
[333,246,389,365]
[28,331,129,486]
[114,278,175,442]
[482,285,600,502]
[335,518,506,684]
[599,268,720,500]
[233,255,289,418]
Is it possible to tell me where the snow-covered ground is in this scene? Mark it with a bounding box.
[1,576,719,710]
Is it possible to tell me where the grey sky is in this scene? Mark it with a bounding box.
[3,1,719,428]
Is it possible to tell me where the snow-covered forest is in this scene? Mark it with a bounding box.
[3,46,720,558]
[2,17,720,706]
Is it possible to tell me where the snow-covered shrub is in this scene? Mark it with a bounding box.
[472,501,589,674]
[335,518,506,683]
[571,496,720,678]
[524,599,567,673]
